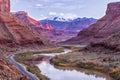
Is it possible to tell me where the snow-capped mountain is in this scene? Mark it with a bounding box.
[46,16,74,22]
[40,17,97,31]
[52,17,72,22]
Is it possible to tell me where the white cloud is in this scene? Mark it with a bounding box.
[59,13,78,19]
[49,12,57,15]
[48,12,78,19]
[35,4,44,8]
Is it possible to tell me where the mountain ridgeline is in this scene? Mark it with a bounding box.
[40,17,97,31]
[14,11,96,43]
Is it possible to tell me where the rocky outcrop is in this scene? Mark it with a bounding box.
[0,0,55,80]
[14,11,77,43]
[0,12,55,50]
[106,2,120,18]
[44,21,54,30]
[13,11,54,30]
[62,2,120,45]
[0,58,29,80]
[0,1,55,50]
[90,31,120,51]
[13,11,60,43]
[13,11,43,29]
[0,0,10,12]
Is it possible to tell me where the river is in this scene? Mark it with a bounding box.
[36,49,108,80]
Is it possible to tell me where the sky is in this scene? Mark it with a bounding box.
[11,0,120,20]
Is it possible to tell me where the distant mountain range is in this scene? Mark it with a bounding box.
[49,16,71,22]
[39,17,97,42]
[40,17,97,32]
[14,11,97,43]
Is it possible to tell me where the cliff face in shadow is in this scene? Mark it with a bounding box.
[62,2,120,45]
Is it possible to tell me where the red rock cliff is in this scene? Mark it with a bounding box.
[0,0,10,12]
[106,2,120,18]
[0,0,55,49]
[13,11,54,30]
[63,2,120,45]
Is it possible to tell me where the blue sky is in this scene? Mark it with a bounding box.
[11,0,120,20]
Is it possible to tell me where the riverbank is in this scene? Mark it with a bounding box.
[0,57,30,80]
[50,46,120,80]
[13,47,64,80]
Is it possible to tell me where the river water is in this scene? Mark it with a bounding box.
[37,49,108,80]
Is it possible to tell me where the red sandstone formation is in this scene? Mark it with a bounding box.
[13,11,46,30]
[0,59,30,80]
[0,0,55,79]
[0,12,55,49]
[0,0,10,12]
[13,11,54,31]
[45,21,54,30]
[63,2,120,45]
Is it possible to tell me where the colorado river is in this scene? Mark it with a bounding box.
[37,49,108,80]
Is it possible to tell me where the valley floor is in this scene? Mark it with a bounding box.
[4,45,120,80]
[51,45,120,80]
[13,47,64,80]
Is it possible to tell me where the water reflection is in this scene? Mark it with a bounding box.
[37,61,105,80]
[36,49,106,80]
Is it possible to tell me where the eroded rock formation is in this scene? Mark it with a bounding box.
[0,2,55,50]
[63,2,120,45]
[0,0,10,12]
[0,12,55,49]
[0,0,55,79]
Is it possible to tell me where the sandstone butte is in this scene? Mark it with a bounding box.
[0,0,55,80]
[63,2,120,45]
[13,11,60,43]
[13,11,54,31]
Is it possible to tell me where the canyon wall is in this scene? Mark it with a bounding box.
[0,0,10,12]
[62,2,120,45]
